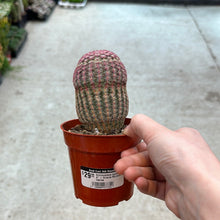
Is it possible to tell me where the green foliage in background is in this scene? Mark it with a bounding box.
[22,0,29,9]
[68,0,84,2]
[8,25,27,52]
[0,44,10,74]
[0,0,28,23]
[0,45,4,70]
[0,2,12,19]
[0,17,10,54]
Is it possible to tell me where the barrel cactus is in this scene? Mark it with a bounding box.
[73,50,129,135]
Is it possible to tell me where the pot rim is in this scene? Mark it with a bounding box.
[60,118,131,138]
[60,118,135,153]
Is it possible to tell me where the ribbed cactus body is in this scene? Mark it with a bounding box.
[73,50,129,134]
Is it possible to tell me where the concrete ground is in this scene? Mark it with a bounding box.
[0,2,220,220]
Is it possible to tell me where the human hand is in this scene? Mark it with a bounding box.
[114,114,220,219]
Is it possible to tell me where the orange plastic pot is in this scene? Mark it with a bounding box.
[60,118,135,207]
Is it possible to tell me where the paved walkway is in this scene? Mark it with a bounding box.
[0,3,220,220]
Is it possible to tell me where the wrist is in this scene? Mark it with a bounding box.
[181,167,220,220]
[197,176,220,219]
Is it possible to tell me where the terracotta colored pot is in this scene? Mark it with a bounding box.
[60,118,135,207]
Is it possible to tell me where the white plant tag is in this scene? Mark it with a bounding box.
[80,166,124,190]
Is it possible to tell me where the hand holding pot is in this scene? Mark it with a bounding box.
[114,114,220,219]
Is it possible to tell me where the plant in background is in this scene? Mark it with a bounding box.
[22,0,28,9]
[58,0,87,7]
[69,0,84,2]
[7,25,27,57]
[28,0,55,20]
[0,0,24,24]
[0,1,12,18]
[10,0,22,23]
[0,44,3,84]
[0,14,11,76]
[73,50,129,135]
[0,17,10,54]
[0,44,4,70]
[0,44,10,75]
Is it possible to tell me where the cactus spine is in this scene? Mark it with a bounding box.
[73,50,129,134]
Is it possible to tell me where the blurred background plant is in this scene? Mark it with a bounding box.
[7,25,27,57]
[0,0,28,79]
[68,0,84,2]
[28,0,56,20]
[10,0,23,24]
[0,44,10,76]
[0,0,26,24]
[0,14,11,75]
[0,44,5,70]
[58,0,87,7]
[0,0,57,83]
[0,17,10,54]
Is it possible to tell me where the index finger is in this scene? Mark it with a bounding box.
[114,151,152,175]
[121,142,147,158]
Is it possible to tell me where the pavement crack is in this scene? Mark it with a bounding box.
[186,7,220,73]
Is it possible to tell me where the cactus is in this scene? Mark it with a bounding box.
[73,50,129,134]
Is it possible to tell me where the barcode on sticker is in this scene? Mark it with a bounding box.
[80,166,124,190]
[92,181,114,189]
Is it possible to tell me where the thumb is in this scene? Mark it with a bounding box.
[124,114,171,145]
